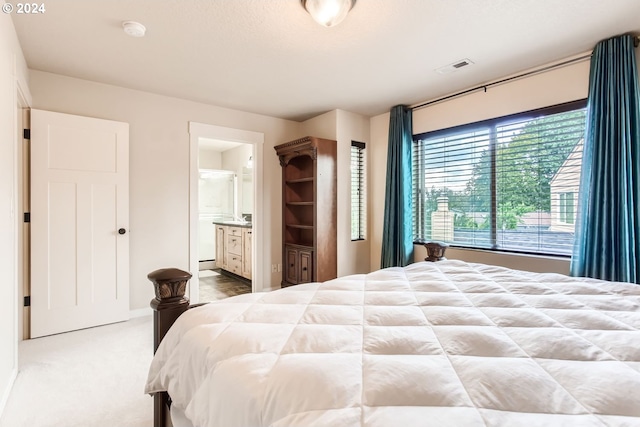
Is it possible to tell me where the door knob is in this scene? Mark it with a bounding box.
[118,228,126,235]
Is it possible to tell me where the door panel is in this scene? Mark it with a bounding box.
[92,184,118,301]
[48,182,77,309]
[216,226,226,269]
[299,250,313,284]
[31,109,129,338]
[285,246,298,285]
[242,229,252,279]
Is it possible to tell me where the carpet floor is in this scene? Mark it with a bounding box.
[0,316,154,427]
[0,276,254,427]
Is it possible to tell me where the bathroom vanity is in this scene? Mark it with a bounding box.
[213,222,252,280]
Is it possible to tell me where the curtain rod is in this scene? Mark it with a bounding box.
[411,36,639,111]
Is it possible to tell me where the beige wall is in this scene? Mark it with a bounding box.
[369,112,390,270]
[336,109,371,275]
[299,109,371,277]
[370,57,593,274]
[301,110,337,140]
[0,12,30,416]
[29,70,301,310]
[198,147,222,170]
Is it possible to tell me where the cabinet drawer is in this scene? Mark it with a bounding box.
[227,234,242,255]
[228,227,242,236]
[227,254,242,275]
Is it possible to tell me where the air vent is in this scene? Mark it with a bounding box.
[435,58,474,74]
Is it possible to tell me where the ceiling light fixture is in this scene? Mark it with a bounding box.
[122,21,146,37]
[301,0,356,27]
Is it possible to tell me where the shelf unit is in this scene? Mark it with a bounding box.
[275,136,337,287]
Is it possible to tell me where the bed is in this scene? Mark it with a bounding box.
[145,260,640,427]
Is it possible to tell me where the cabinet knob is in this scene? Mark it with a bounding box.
[290,264,294,267]
[302,267,307,271]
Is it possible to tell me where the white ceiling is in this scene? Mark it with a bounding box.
[199,137,243,152]
[11,0,640,122]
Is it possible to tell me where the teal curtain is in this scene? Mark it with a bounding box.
[571,34,640,284]
[381,105,414,268]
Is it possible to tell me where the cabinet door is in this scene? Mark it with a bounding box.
[242,229,252,279]
[299,250,313,283]
[215,226,226,269]
[285,246,298,285]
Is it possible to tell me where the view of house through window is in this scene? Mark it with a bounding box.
[351,141,366,240]
[412,100,587,256]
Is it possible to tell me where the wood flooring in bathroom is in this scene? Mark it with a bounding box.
[199,269,251,302]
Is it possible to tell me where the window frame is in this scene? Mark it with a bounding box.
[351,141,366,241]
[412,98,587,257]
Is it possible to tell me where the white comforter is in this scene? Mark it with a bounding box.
[145,260,640,426]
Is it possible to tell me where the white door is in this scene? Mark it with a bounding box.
[30,110,129,338]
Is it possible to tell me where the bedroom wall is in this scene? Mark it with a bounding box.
[369,55,593,274]
[0,12,30,416]
[299,109,371,277]
[336,109,371,275]
[28,70,302,311]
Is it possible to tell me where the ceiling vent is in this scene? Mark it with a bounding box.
[435,58,474,74]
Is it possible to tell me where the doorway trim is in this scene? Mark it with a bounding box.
[188,122,264,303]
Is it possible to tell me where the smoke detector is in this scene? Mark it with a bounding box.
[122,21,146,37]
[435,58,474,74]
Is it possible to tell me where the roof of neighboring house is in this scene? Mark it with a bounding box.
[520,212,551,227]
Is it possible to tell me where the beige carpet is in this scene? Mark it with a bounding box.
[0,316,154,427]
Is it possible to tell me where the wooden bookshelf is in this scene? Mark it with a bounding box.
[274,136,337,287]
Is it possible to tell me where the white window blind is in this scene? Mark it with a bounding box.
[351,141,366,240]
[412,100,587,256]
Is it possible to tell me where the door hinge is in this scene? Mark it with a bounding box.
[23,129,31,140]
[24,212,30,223]
[24,296,31,307]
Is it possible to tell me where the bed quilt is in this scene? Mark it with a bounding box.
[145,260,640,427]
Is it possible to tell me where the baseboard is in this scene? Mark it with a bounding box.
[129,308,152,319]
[0,368,17,418]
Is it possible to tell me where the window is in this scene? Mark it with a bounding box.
[412,100,587,256]
[351,141,366,240]
[559,192,575,224]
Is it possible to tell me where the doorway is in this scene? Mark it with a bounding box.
[188,122,264,303]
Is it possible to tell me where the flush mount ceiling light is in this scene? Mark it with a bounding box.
[301,0,356,27]
[122,21,146,37]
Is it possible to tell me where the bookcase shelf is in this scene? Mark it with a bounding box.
[286,177,314,184]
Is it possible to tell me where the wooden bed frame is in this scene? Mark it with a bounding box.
[146,242,448,427]
[147,267,198,427]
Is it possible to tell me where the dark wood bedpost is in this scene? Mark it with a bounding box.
[148,267,192,427]
[415,240,449,262]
